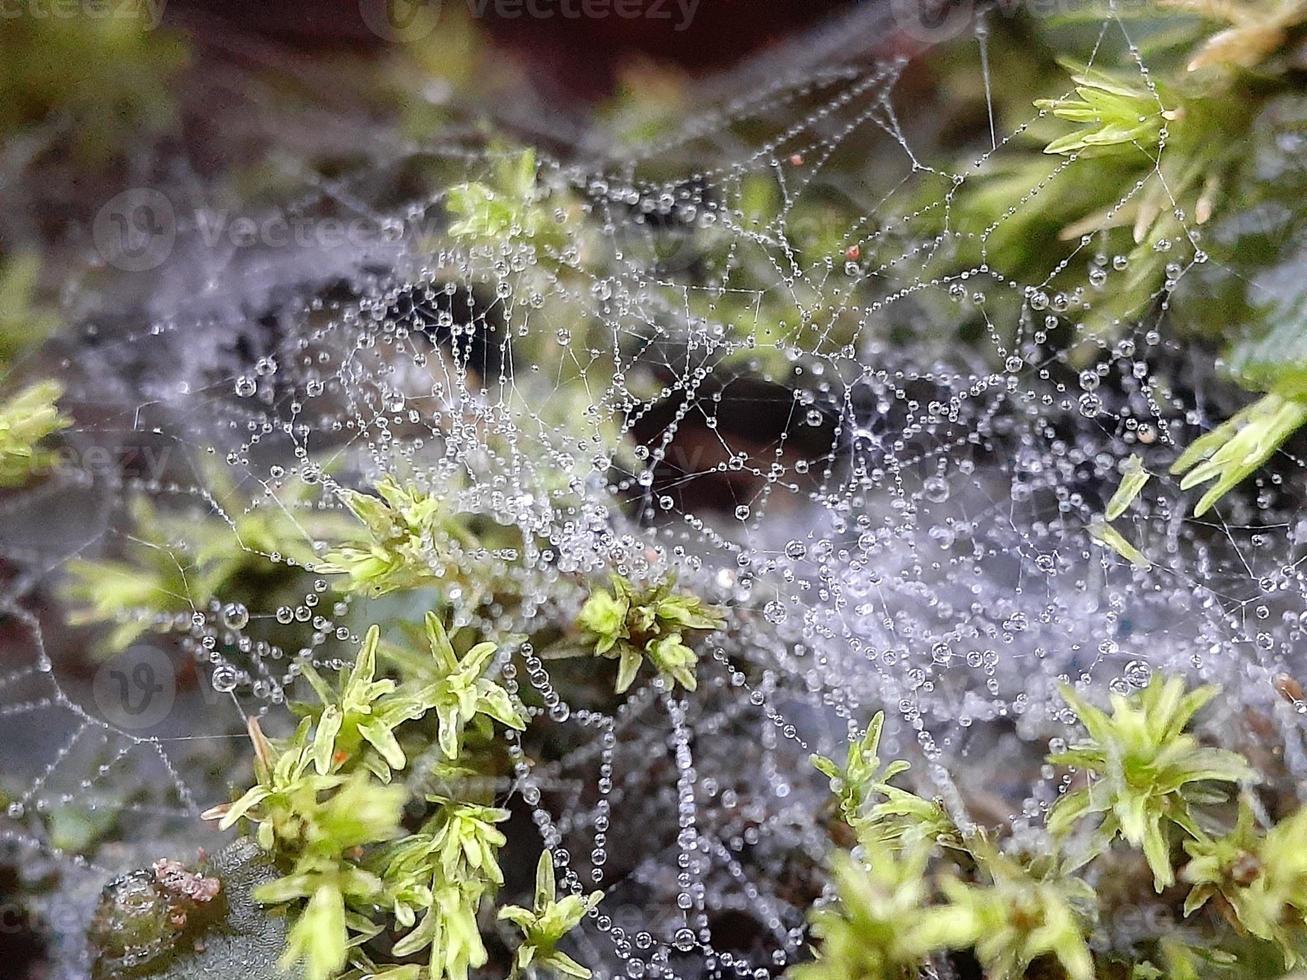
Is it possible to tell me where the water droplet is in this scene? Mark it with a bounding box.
[221,602,249,631]
[922,476,950,503]
[211,665,239,693]
[1123,660,1152,688]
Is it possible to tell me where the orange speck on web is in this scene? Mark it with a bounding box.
[845,244,861,262]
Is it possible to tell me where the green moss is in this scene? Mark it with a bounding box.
[63,463,345,654]
[201,610,595,980]
[0,252,61,364]
[795,674,1307,978]
[315,476,481,598]
[0,379,67,487]
[499,851,603,980]
[576,573,724,693]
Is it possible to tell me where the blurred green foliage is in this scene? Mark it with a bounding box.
[0,7,185,164]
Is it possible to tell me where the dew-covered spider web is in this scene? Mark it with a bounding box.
[4,2,1307,977]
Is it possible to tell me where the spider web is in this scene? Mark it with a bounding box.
[3,3,1306,977]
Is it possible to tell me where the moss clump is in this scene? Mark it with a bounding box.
[796,675,1307,978]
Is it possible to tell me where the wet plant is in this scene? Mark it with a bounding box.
[798,675,1307,977]
[11,3,1307,980]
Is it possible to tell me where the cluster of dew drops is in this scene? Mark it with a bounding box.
[13,35,1307,980]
